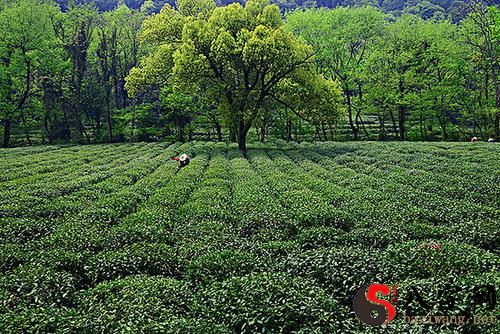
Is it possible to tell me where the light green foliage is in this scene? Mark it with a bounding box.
[0,0,60,146]
[0,1,499,147]
[365,15,465,140]
[127,0,343,151]
[126,44,175,96]
[160,86,195,141]
[459,2,500,140]
[286,6,386,139]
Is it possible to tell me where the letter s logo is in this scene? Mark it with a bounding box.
[353,284,397,326]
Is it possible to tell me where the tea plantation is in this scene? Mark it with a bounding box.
[0,141,498,333]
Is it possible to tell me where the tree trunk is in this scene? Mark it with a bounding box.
[357,113,369,138]
[106,89,113,142]
[398,106,406,141]
[328,121,334,141]
[379,114,386,141]
[495,112,500,140]
[229,123,237,143]
[286,117,292,142]
[321,122,327,141]
[18,52,32,146]
[3,119,11,148]
[44,112,51,144]
[488,32,500,140]
[131,100,136,141]
[121,78,128,109]
[388,109,398,139]
[314,125,322,141]
[209,113,223,142]
[357,84,368,137]
[438,116,448,140]
[215,122,222,142]
[492,67,500,140]
[398,79,406,141]
[238,120,249,152]
[295,119,300,142]
[345,87,358,140]
[260,122,266,143]
[74,86,84,139]
[19,107,32,146]
[419,114,424,140]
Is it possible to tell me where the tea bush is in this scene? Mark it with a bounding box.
[0,141,498,333]
[76,276,192,333]
[193,272,342,333]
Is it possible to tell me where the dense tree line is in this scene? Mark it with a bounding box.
[54,0,470,21]
[0,0,498,149]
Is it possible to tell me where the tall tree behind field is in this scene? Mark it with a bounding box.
[0,0,60,147]
[127,0,343,151]
[286,6,386,139]
[460,1,500,140]
[52,3,97,142]
[91,4,145,141]
[365,15,468,141]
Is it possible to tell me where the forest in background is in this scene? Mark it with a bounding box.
[0,0,498,148]
[55,1,470,21]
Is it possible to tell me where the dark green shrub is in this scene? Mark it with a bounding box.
[85,242,179,284]
[236,218,297,242]
[173,220,238,262]
[343,222,448,249]
[163,318,232,334]
[103,211,173,250]
[278,189,347,228]
[392,273,500,334]
[385,240,500,279]
[40,222,110,253]
[445,221,499,252]
[31,248,91,286]
[296,226,347,249]
[285,247,389,305]
[76,190,145,225]
[0,243,27,272]
[193,272,342,333]
[0,195,47,218]
[179,186,232,222]
[0,218,56,244]
[342,226,404,248]
[0,265,79,312]
[186,250,256,284]
[76,276,192,333]
[0,307,77,334]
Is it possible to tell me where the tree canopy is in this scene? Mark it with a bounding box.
[0,0,498,147]
[127,0,343,151]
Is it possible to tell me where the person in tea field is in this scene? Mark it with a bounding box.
[471,136,478,143]
[170,152,191,168]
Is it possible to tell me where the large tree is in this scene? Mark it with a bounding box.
[364,15,435,141]
[52,3,98,142]
[286,6,386,140]
[127,0,342,151]
[0,0,59,147]
[91,4,146,141]
[461,1,500,140]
